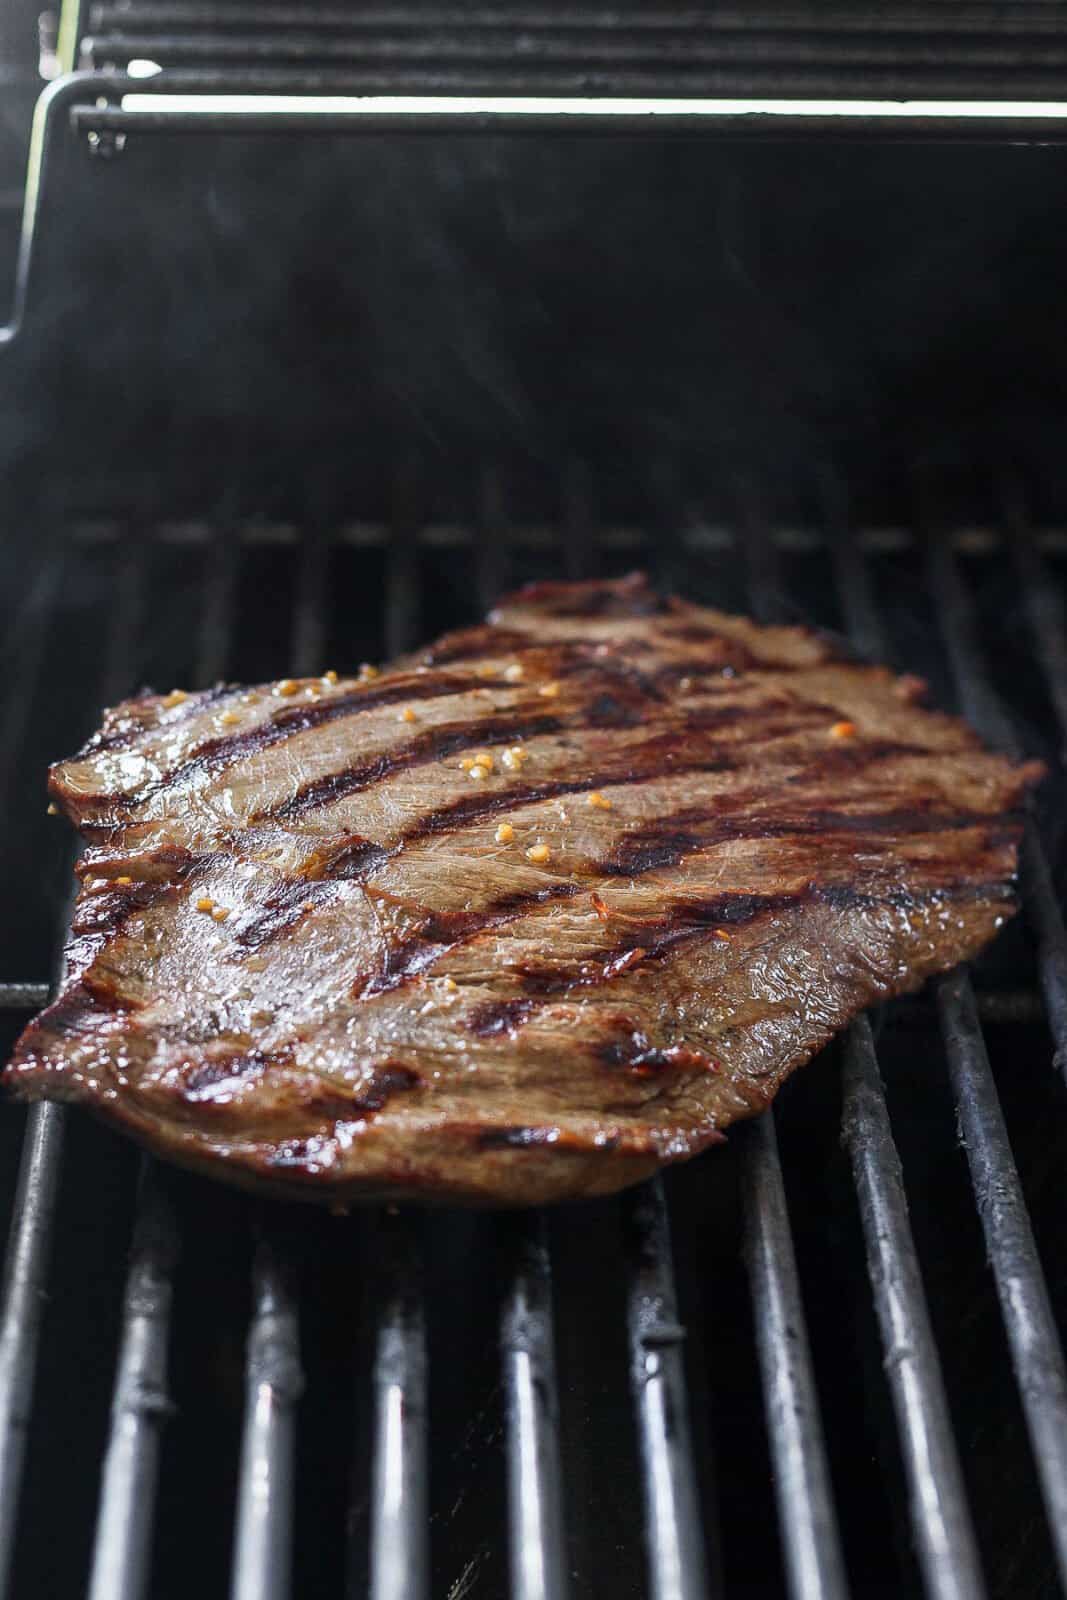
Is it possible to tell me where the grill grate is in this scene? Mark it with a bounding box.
[69,2,1067,99]
[0,496,1064,1598]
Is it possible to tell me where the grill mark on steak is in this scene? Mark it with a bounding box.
[476,1125,566,1148]
[174,1053,421,1122]
[70,644,665,819]
[181,1048,283,1099]
[465,872,1017,1040]
[600,805,1022,878]
[467,998,538,1038]
[229,760,968,965]
[270,711,567,822]
[267,662,677,823]
[266,694,821,827]
[365,733,929,847]
[596,1033,720,1076]
[85,685,236,756]
[354,882,586,999]
[68,667,524,810]
[67,746,997,969]
[228,753,985,959]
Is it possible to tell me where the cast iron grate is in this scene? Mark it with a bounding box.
[0,491,1064,1599]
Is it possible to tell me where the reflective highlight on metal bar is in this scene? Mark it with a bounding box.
[230,1237,303,1600]
[0,1101,65,1597]
[197,525,239,685]
[117,94,1067,119]
[739,1116,848,1600]
[386,467,420,659]
[369,1212,429,1600]
[88,1161,179,1600]
[840,1018,985,1600]
[832,501,993,1596]
[500,1212,569,1600]
[936,970,1067,1588]
[0,984,49,1011]
[623,1178,710,1600]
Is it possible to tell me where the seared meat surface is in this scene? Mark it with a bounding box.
[6,575,1040,1204]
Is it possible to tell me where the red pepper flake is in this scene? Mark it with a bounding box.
[830,720,857,740]
[591,892,611,922]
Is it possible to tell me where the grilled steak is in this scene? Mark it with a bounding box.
[6,574,1040,1205]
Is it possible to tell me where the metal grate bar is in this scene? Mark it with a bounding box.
[840,1018,986,1600]
[102,533,150,707]
[477,464,509,612]
[369,1211,429,1600]
[386,467,421,660]
[923,526,1067,1085]
[827,504,886,661]
[1003,483,1067,744]
[737,483,788,628]
[936,971,1067,1587]
[830,515,995,1594]
[63,518,1067,557]
[0,1101,65,1597]
[562,461,596,582]
[0,984,48,1011]
[623,1178,710,1600]
[291,524,331,679]
[925,528,1019,754]
[87,1162,180,1600]
[77,5,1067,40]
[739,503,850,1600]
[1017,829,1067,1079]
[914,511,1067,1582]
[290,520,331,678]
[230,1237,303,1600]
[500,1212,569,1600]
[739,1115,849,1600]
[196,525,239,685]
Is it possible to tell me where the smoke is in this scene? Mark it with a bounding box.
[4,130,1066,529]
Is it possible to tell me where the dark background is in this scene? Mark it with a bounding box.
[5,78,1067,528]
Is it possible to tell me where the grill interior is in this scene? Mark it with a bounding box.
[0,502,1065,1600]
[2,38,1067,1599]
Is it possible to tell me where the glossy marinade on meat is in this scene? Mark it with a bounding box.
[4,574,1042,1205]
